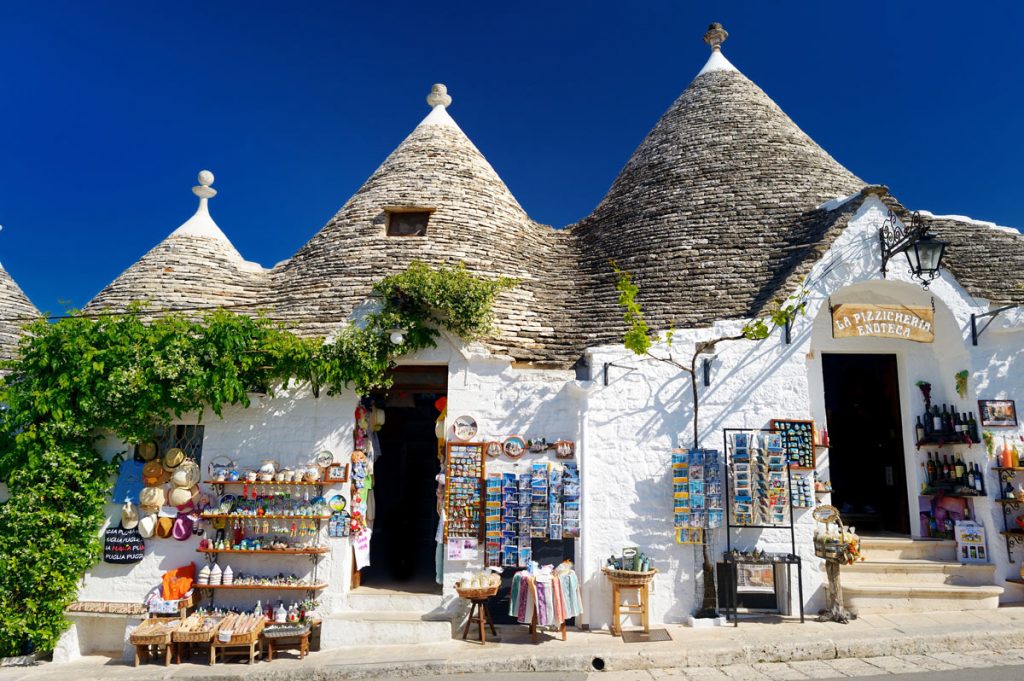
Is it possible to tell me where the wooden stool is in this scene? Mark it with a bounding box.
[610,581,650,636]
[132,642,172,667]
[461,598,498,644]
[210,639,261,665]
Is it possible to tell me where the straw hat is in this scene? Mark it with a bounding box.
[135,442,158,462]
[156,516,174,538]
[170,460,200,488]
[167,485,197,508]
[138,513,157,538]
[142,460,169,487]
[161,447,186,472]
[120,501,139,530]
[139,485,166,511]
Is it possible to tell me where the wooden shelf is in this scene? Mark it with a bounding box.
[200,514,330,520]
[1000,530,1024,537]
[995,498,1024,505]
[993,467,1024,472]
[918,492,985,498]
[197,548,328,555]
[203,479,325,486]
[197,583,327,591]
[1006,578,1024,585]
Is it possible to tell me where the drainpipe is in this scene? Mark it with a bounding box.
[566,355,597,628]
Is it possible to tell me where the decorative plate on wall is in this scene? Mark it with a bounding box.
[485,441,503,458]
[452,415,478,442]
[503,435,526,459]
[315,450,335,468]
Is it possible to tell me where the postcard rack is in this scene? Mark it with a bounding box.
[721,427,804,625]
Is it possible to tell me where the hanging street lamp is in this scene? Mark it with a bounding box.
[879,210,949,287]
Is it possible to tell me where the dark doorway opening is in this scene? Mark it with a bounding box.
[822,353,909,535]
[359,366,446,592]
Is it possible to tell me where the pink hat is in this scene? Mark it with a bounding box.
[171,514,193,541]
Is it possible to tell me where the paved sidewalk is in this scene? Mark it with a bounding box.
[4,608,1024,680]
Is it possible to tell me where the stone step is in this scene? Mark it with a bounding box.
[843,560,997,587]
[858,536,956,562]
[346,588,445,614]
[320,611,454,647]
[842,583,1004,615]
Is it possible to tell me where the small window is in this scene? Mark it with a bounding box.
[386,210,431,237]
[155,424,205,468]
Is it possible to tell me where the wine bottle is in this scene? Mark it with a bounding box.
[916,416,926,443]
[932,405,943,433]
[974,463,985,494]
[926,452,936,485]
[969,412,980,442]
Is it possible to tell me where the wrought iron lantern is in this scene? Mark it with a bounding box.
[879,211,948,287]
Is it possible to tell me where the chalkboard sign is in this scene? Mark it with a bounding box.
[103,525,146,564]
[770,419,815,469]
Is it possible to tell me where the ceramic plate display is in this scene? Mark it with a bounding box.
[485,441,503,458]
[555,440,575,459]
[452,415,478,442]
[315,450,335,468]
[327,494,347,512]
[503,435,526,459]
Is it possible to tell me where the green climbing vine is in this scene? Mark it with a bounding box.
[0,261,514,656]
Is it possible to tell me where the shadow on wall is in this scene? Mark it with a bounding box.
[592,356,691,450]
[630,468,699,623]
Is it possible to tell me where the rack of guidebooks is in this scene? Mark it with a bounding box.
[672,448,724,545]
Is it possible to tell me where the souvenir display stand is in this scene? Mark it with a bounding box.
[722,428,805,626]
[129,618,180,667]
[262,623,312,661]
[812,505,861,624]
[507,563,582,642]
[994,466,1024,569]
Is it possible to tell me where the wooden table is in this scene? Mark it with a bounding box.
[262,625,311,660]
[210,638,261,665]
[461,597,498,644]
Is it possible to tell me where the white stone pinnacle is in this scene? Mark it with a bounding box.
[193,169,217,200]
[426,83,452,109]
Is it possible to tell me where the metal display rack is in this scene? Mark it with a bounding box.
[722,427,805,625]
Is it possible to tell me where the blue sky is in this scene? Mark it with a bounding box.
[1,1,1022,314]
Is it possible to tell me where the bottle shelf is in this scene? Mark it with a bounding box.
[918,492,986,498]
[996,498,1024,505]
[196,583,327,591]
[200,514,331,520]
[203,479,325,487]
[993,467,1024,472]
[915,438,975,447]
[197,548,328,556]
[1000,530,1024,537]
[1006,578,1024,586]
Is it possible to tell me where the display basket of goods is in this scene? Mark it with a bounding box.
[454,571,501,600]
[812,505,861,565]
[172,613,222,644]
[601,566,658,587]
[130,618,181,667]
[263,622,311,639]
[214,613,265,645]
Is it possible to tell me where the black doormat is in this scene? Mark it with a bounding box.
[621,628,672,643]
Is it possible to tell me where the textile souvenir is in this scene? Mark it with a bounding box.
[103,522,145,564]
[142,460,170,486]
[111,459,145,504]
[170,460,200,488]
[120,500,139,530]
[138,513,158,538]
[162,447,186,472]
[139,485,166,511]
[171,514,193,540]
[134,441,158,462]
[161,563,195,601]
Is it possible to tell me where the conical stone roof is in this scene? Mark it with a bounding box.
[271,85,578,363]
[0,260,39,361]
[571,25,865,346]
[85,171,269,316]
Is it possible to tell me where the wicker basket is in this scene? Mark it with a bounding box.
[130,618,180,645]
[601,567,658,586]
[455,585,499,600]
[172,615,222,643]
[215,614,265,645]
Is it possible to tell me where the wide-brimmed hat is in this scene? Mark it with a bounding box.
[168,485,198,508]
[156,515,174,538]
[139,485,166,511]
[170,460,200,488]
[142,460,170,486]
[138,513,157,538]
[120,501,139,530]
[134,442,158,462]
[161,447,186,472]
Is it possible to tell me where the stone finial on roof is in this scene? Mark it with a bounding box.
[193,170,217,201]
[426,83,452,109]
[703,22,728,51]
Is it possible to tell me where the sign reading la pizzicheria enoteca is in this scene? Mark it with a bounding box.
[831,303,934,343]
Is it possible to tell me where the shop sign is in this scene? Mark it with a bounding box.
[831,303,934,343]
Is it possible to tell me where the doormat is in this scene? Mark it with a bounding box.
[621,629,672,643]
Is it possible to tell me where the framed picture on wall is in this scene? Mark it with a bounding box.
[325,463,349,483]
[979,400,1017,427]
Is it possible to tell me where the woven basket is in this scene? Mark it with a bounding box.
[455,585,499,600]
[602,567,658,586]
[214,614,265,645]
[130,619,179,645]
[172,615,222,643]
